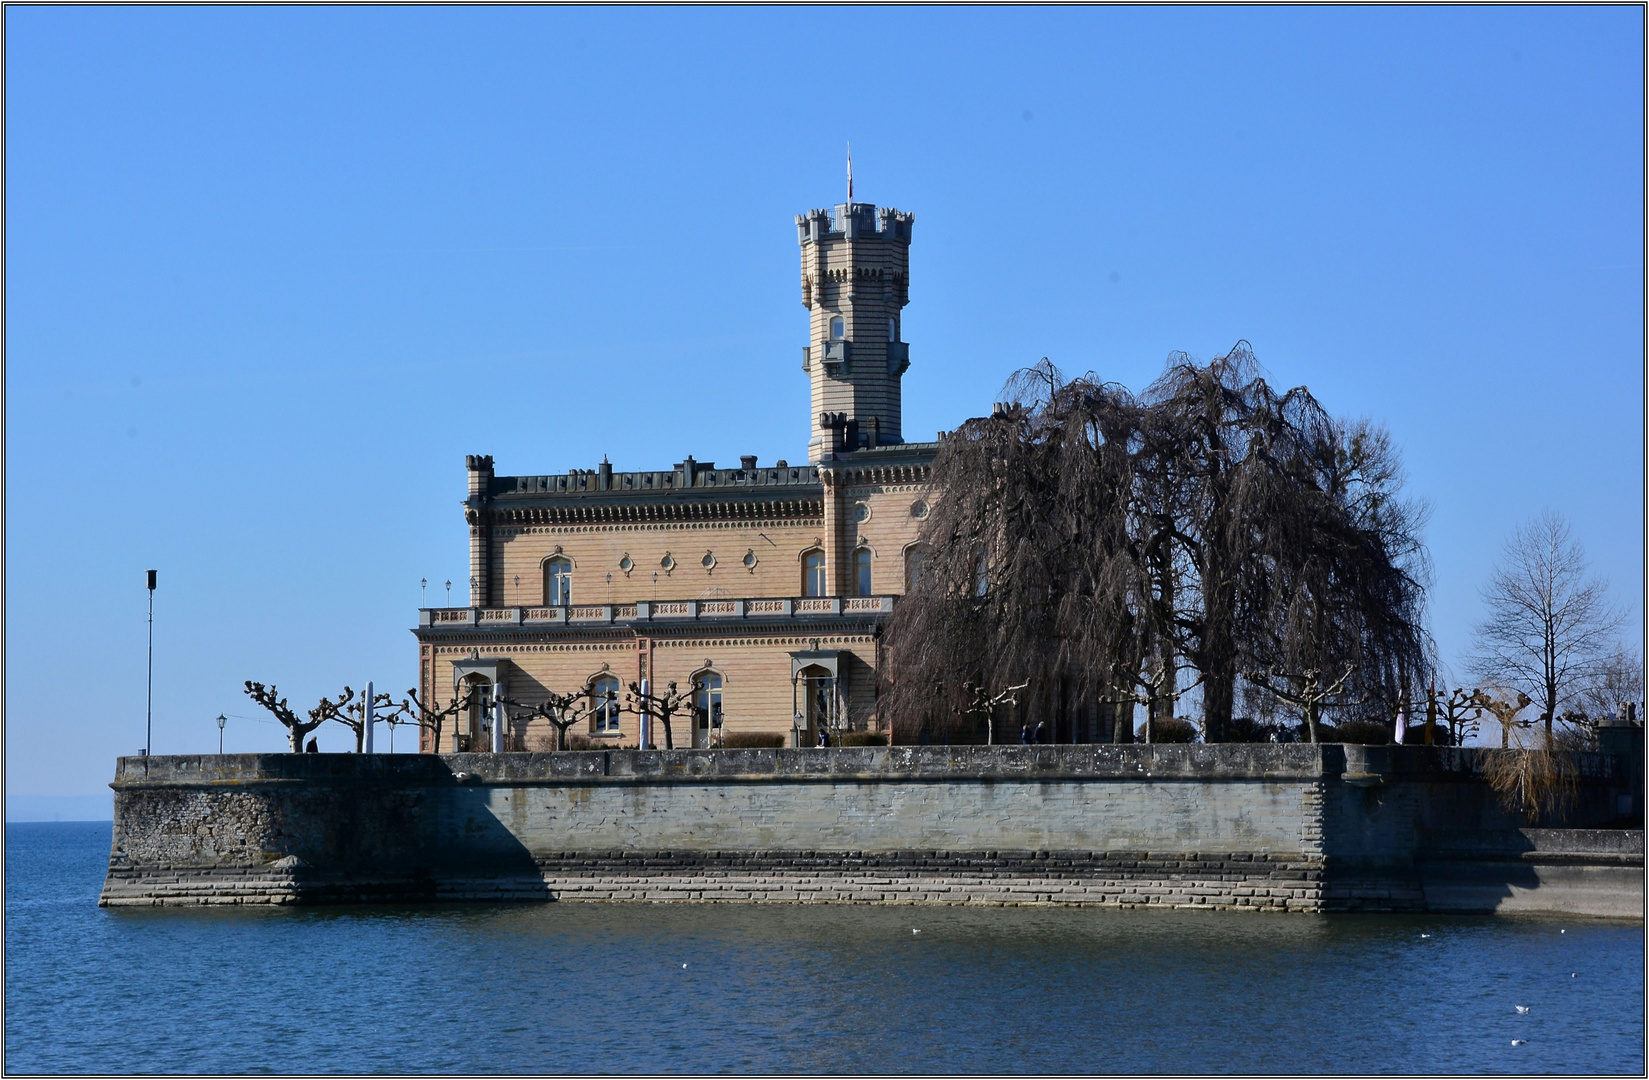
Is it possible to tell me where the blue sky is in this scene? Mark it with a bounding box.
[6,6,1642,800]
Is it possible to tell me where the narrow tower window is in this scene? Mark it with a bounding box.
[829,316,844,340]
[854,548,873,596]
[888,316,898,342]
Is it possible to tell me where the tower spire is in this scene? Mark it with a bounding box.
[846,142,853,202]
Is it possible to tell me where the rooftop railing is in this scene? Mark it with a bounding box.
[418,595,895,628]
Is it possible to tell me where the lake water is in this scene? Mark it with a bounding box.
[6,822,1643,1074]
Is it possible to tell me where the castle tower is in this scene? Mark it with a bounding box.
[797,201,914,459]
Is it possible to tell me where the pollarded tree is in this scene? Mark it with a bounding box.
[245,681,332,753]
[1470,512,1622,748]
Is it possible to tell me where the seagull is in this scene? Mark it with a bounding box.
[1515,1006,1530,1014]
[1420,933,1431,939]
[1560,929,1566,934]
[1512,1039,1527,1046]
[682,963,688,969]
[912,928,921,935]
[1572,972,1578,978]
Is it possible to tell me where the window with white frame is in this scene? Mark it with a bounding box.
[829,315,845,340]
[694,674,723,737]
[544,557,572,606]
[803,550,826,597]
[590,675,621,734]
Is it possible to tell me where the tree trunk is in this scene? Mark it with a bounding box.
[1201,663,1234,744]
[1305,702,1321,744]
[1112,698,1134,743]
[288,727,304,753]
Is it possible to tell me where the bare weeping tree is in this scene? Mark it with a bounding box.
[883,348,1432,744]
[1470,512,1622,748]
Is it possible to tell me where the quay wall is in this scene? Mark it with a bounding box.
[100,745,1642,916]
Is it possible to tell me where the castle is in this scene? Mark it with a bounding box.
[412,199,941,751]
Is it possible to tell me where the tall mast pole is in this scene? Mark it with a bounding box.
[145,569,156,755]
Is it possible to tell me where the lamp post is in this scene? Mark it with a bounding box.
[445,579,452,605]
[216,713,227,755]
[145,569,157,756]
[421,577,427,605]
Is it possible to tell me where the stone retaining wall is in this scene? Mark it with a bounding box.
[100,745,1641,916]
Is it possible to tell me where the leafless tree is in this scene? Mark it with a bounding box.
[883,349,1432,744]
[1474,687,1533,749]
[1429,686,1483,747]
[1470,512,1622,748]
[623,681,694,750]
[244,680,340,753]
[962,680,1029,745]
[1242,664,1360,745]
[323,688,394,753]
[1579,643,1644,724]
[388,686,480,753]
[500,688,615,751]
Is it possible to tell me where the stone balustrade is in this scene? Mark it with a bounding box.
[417,595,895,628]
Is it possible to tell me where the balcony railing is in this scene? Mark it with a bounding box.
[418,595,896,628]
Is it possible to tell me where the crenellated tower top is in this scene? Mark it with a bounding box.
[796,201,915,460]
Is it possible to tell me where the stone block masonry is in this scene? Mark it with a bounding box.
[100,745,1641,916]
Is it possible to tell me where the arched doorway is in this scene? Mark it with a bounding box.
[692,671,723,749]
[789,649,846,747]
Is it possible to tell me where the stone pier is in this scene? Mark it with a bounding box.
[100,745,1642,917]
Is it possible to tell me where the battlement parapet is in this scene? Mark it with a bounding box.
[797,202,914,245]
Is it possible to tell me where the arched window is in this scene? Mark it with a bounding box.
[544,557,572,606]
[589,675,621,734]
[904,545,929,594]
[693,673,723,748]
[854,548,873,596]
[829,315,844,340]
[888,316,898,342]
[802,550,826,597]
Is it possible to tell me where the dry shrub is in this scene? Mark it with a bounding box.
[720,732,786,749]
[839,731,889,747]
[1481,745,1580,824]
[1138,717,1198,743]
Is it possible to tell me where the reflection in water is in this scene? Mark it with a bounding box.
[7,823,1644,1074]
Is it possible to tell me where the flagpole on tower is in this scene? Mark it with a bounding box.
[847,142,853,202]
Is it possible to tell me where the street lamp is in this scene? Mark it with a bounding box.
[216,713,227,755]
[421,577,427,605]
[445,579,452,605]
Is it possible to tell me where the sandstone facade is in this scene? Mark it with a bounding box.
[415,199,940,752]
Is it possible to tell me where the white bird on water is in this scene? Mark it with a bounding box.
[912,928,921,935]
[1512,1039,1527,1046]
[1515,1006,1530,1014]
[1420,933,1431,939]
